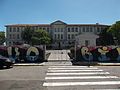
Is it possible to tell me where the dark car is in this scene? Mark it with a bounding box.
[0,55,15,69]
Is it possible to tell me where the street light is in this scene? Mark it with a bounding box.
[113,36,118,46]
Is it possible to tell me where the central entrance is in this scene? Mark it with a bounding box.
[47,50,70,61]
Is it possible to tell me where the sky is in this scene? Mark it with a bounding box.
[0,0,120,31]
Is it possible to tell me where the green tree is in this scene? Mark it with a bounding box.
[107,21,120,45]
[0,32,5,45]
[21,26,33,45]
[98,28,114,46]
[31,29,51,45]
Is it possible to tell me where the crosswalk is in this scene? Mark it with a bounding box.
[43,65,120,89]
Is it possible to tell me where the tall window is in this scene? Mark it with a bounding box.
[75,27,78,32]
[86,27,89,32]
[61,34,63,39]
[72,27,74,32]
[47,28,49,32]
[83,27,85,32]
[68,34,70,39]
[67,28,70,32]
[13,34,15,39]
[58,34,60,39]
[90,27,93,32]
[9,34,12,39]
[61,28,63,32]
[17,34,20,39]
[17,27,19,32]
[54,34,56,39]
[9,27,12,32]
[13,27,16,32]
[71,34,74,39]
[58,28,60,32]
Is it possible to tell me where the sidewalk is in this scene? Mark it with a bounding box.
[14,62,120,66]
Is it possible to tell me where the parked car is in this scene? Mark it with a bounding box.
[0,55,15,69]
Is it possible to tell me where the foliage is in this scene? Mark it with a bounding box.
[98,28,114,45]
[31,29,51,45]
[0,32,5,45]
[21,26,34,45]
[107,21,120,45]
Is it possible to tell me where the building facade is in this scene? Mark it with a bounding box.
[5,20,110,48]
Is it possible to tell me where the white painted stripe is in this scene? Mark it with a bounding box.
[50,66,93,68]
[46,72,110,75]
[43,81,120,86]
[48,67,98,70]
[45,76,118,80]
[48,69,103,72]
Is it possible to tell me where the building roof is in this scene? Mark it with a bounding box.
[5,20,110,27]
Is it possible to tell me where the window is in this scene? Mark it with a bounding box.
[58,28,60,32]
[61,34,63,39]
[85,40,90,46]
[17,34,20,39]
[9,27,12,32]
[9,34,12,39]
[90,27,93,32]
[13,27,16,32]
[67,28,70,32]
[79,27,81,32]
[97,27,100,32]
[17,27,19,32]
[68,34,70,39]
[71,34,74,39]
[61,28,63,32]
[54,34,56,39]
[75,27,78,32]
[13,34,15,39]
[43,27,45,30]
[58,34,60,39]
[86,27,89,32]
[72,27,74,32]
[83,27,85,32]
[54,28,56,32]
[47,28,49,32]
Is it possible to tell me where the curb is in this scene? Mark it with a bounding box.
[13,62,120,66]
[72,62,120,66]
[13,63,45,66]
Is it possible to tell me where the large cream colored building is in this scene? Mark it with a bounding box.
[5,20,109,48]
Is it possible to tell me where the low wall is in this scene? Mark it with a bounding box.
[0,46,44,63]
[70,46,120,62]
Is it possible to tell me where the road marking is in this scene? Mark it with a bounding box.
[50,66,93,68]
[46,72,110,75]
[48,69,103,72]
[45,76,118,80]
[43,81,120,86]
[48,67,98,70]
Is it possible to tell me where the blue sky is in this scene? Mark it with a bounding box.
[0,0,120,31]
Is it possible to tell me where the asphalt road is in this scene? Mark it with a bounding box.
[0,63,120,90]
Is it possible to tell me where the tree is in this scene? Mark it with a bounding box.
[31,29,51,45]
[21,26,33,45]
[0,32,5,45]
[98,27,114,46]
[107,21,120,45]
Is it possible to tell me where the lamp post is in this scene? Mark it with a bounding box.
[74,40,76,61]
[113,36,117,46]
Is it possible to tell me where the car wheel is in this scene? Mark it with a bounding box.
[0,65,3,69]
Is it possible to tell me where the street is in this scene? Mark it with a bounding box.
[0,62,120,90]
[0,50,120,90]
